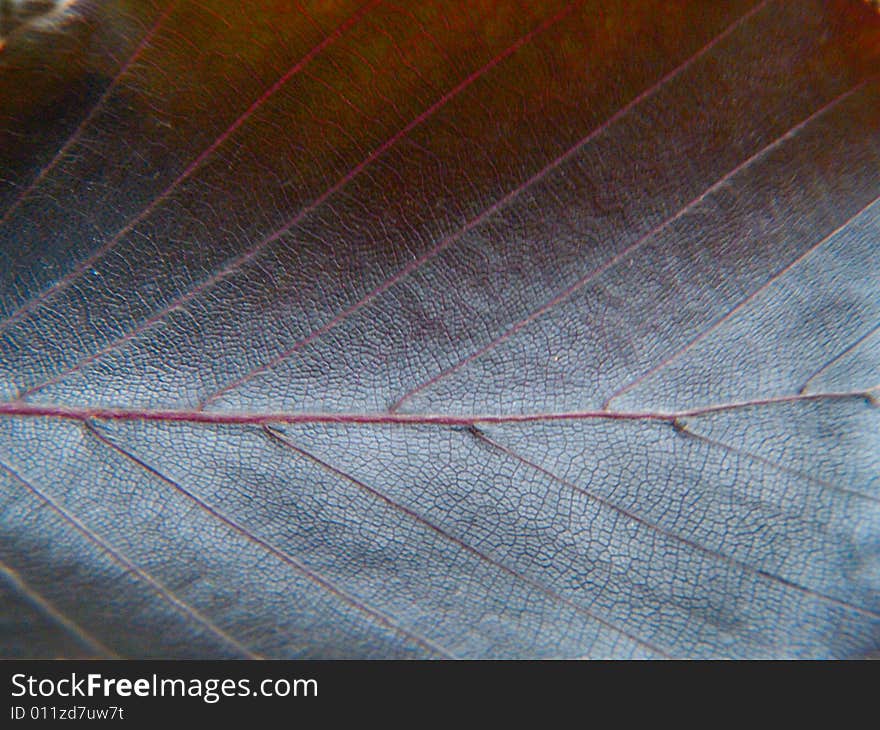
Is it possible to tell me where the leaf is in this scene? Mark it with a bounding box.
[0,0,878,659]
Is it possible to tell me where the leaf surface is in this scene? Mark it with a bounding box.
[0,0,878,658]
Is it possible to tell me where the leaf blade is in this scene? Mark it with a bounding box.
[1,0,878,658]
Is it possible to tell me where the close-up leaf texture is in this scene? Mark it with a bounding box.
[0,0,878,659]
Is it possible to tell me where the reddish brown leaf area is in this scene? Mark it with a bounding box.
[0,1,878,658]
